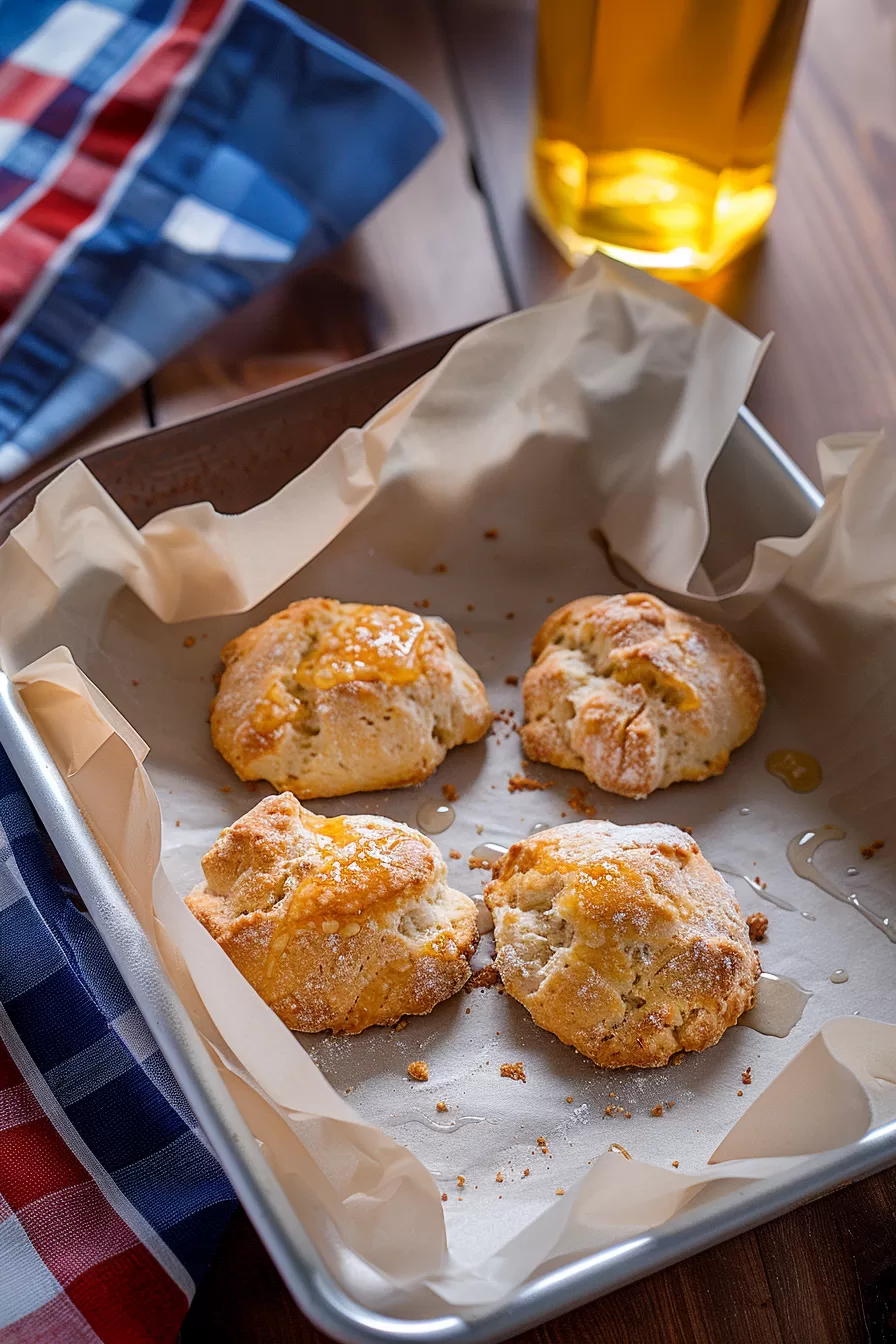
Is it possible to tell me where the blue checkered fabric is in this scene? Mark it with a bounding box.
[0,0,441,479]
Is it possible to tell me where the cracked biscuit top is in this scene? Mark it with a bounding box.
[211,599,493,798]
[520,592,764,799]
[484,820,759,1068]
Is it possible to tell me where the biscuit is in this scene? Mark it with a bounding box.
[187,794,479,1033]
[520,593,764,799]
[211,599,492,798]
[484,820,758,1068]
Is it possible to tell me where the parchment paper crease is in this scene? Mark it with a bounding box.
[2,256,895,1316]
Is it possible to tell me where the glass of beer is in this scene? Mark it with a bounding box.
[531,0,809,280]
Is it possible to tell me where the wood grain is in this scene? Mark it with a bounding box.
[150,0,509,425]
[440,0,896,484]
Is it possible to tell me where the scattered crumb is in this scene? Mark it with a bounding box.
[468,856,492,870]
[566,1096,574,1104]
[504,674,519,686]
[433,563,447,573]
[393,1019,408,1032]
[624,1112,632,1120]
[413,599,431,609]
[555,1188,565,1196]
[464,628,471,635]
[183,635,196,648]
[175,820,181,828]
[737,1089,744,1097]
[523,1168,530,1177]
[466,603,475,612]
[862,840,885,858]
[666,1100,675,1109]
[449,849,462,860]
[441,784,457,802]
[484,529,499,540]
[476,824,484,834]
[246,782,259,793]
[466,963,501,990]
[456,1175,465,1188]
[436,1102,448,1113]
[609,1092,617,1099]
[500,1062,527,1082]
[505,611,515,620]
[567,787,596,817]
[741,1067,752,1085]
[747,911,769,942]
[465,1007,470,1014]
[672,1160,679,1168]
[508,773,553,793]
[495,1171,503,1183]
[651,1105,664,1117]
[131,678,140,687]
[408,1061,429,1082]
[345,1087,352,1095]
[546,596,554,602]
[441,1193,448,1202]
[219,785,231,794]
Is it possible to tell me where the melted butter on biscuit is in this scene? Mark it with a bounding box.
[297,605,425,689]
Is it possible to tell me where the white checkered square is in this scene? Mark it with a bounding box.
[80,323,156,384]
[162,197,292,261]
[0,120,26,160]
[12,2,124,79]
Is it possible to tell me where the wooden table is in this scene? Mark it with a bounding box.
[14,1,896,1339]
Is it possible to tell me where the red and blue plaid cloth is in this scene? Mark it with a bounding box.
[0,2,440,1338]
[0,0,440,481]
[0,745,235,1340]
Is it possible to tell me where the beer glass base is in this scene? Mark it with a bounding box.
[530,148,776,282]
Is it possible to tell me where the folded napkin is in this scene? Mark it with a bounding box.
[0,0,441,481]
[0,744,236,1342]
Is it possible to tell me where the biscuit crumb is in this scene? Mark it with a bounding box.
[183,635,196,648]
[747,911,768,941]
[456,1175,465,1188]
[523,1168,530,1177]
[433,563,447,573]
[466,603,475,612]
[566,1096,573,1104]
[651,1105,664,1117]
[413,599,431,609]
[449,849,462,860]
[555,1188,565,1196]
[393,1019,408,1032]
[505,612,515,621]
[567,786,596,817]
[741,1067,752,1085]
[468,856,492,870]
[436,1102,448,1113]
[546,595,554,602]
[175,820,181,827]
[219,785,231,794]
[495,1171,503,1183]
[508,773,553,793]
[466,963,501,990]
[672,1160,679,1168]
[484,529,499,540]
[737,1089,743,1097]
[441,784,457,802]
[441,1193,448,1202]
[504,674,519,686]
[131,678,140,686]
[500,1062,526,1082]
[609,1092,617,1099]
[862,840,885,858]
[408,1061,429,1081]
[476,824,484,834]
[624,1112,632,1119]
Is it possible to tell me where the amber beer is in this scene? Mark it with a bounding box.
[532,0,808,279]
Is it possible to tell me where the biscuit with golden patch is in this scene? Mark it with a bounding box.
[484,820,758,1068]
[520,593,764,799]
[187,794,479,1033]
[211,599,492,798]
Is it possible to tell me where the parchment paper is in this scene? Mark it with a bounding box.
[1,256,895,1316]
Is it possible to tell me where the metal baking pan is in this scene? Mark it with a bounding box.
[6,329,893,1344]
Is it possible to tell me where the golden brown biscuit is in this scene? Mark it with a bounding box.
[520,593,764,799]
[187,794,479,1033]
[211,599,492,798]
[484,820,759,1068]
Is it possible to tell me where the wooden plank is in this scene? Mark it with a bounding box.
[441,0,896,484]
[151,0,510,426]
